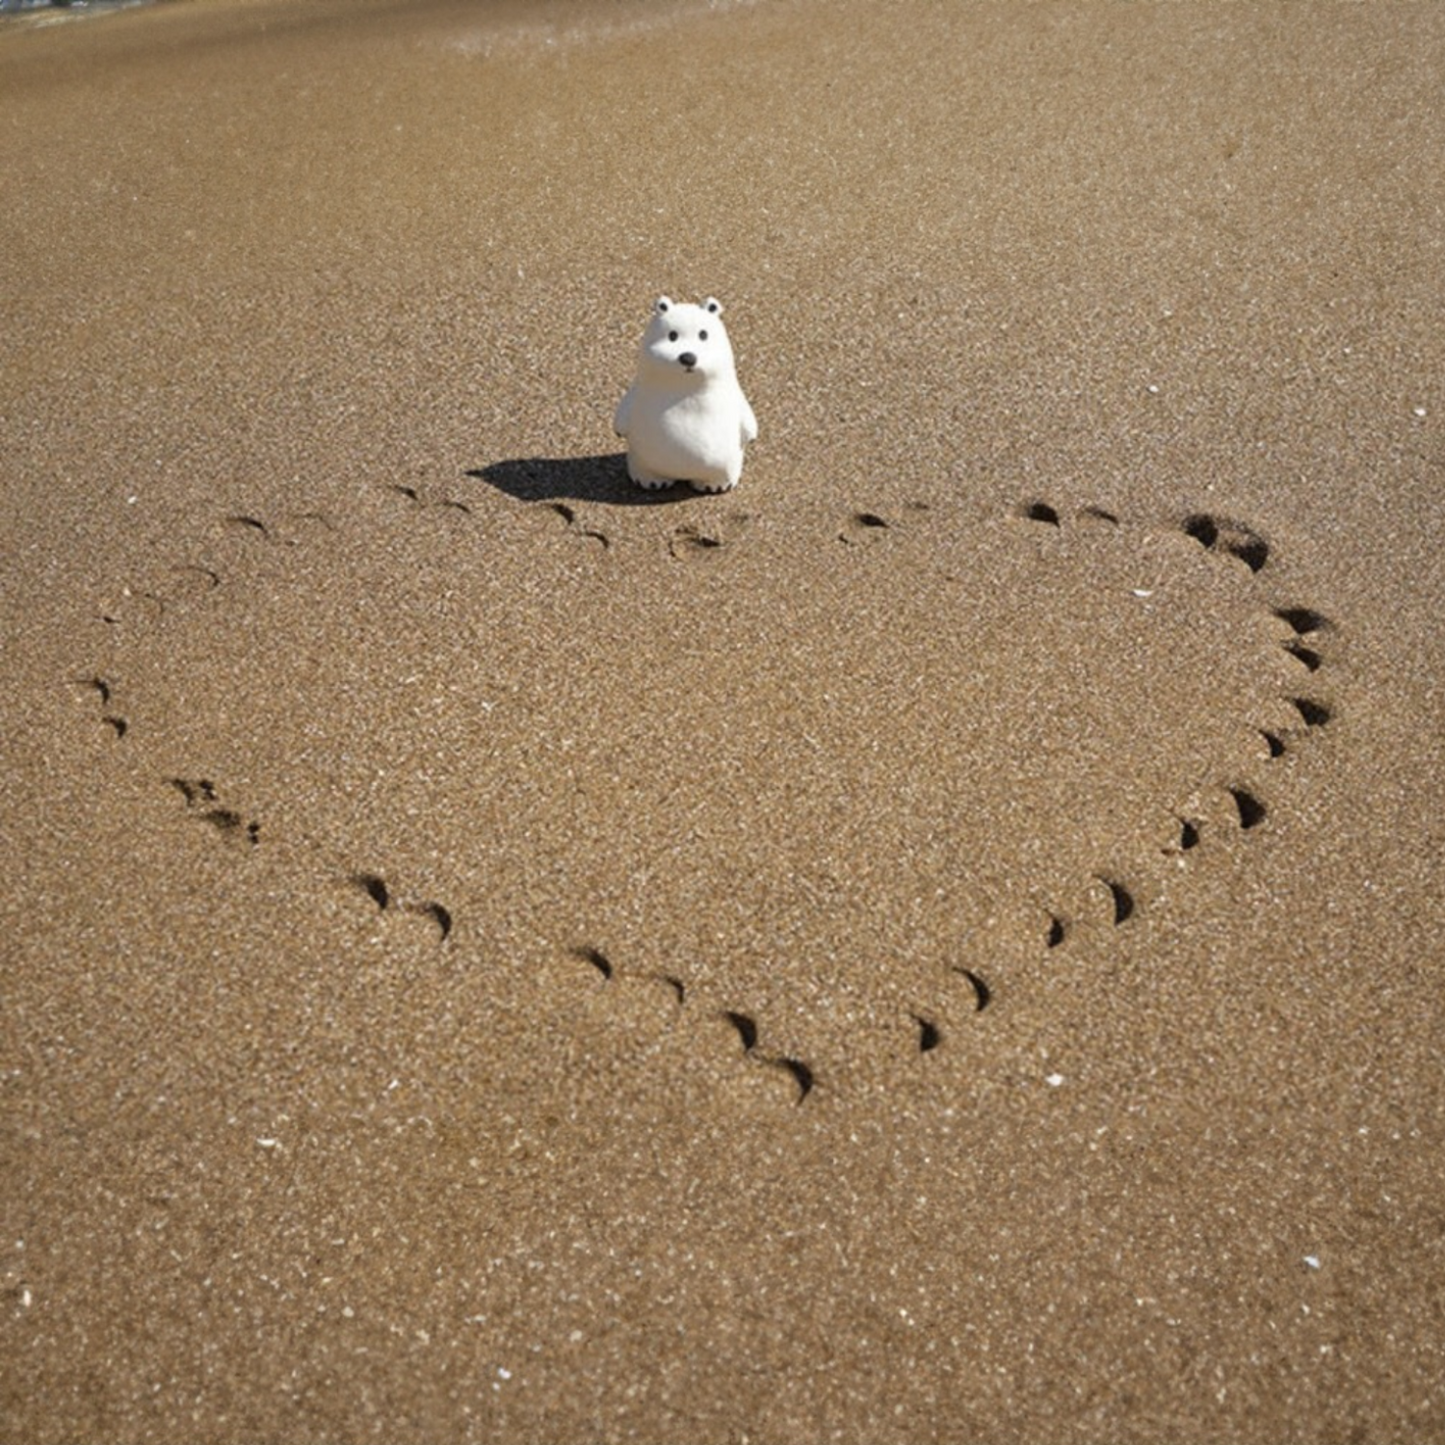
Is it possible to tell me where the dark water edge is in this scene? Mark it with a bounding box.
[0,0,153,15]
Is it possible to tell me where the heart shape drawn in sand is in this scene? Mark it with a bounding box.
[81,465,1339,1104]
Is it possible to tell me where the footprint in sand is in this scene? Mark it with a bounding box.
[97,510,340,629]
[538,501,610,549]
[837,500,931,545]
[564,948,820,1102]
[350,871,454,943]
[667,509,755,560]
[170,777,261,849]
[382,481,488,524]
[97,564,221,629]
[71,675,128,739]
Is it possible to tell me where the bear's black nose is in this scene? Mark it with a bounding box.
[678,352,697,369]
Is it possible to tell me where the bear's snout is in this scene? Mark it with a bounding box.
[678,352,698,370]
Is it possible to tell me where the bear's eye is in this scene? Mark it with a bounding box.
[668,331,678,342]
[699,329,709,341]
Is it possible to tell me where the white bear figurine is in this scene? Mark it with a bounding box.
[614,296,757,493]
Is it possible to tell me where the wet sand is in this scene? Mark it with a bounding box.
[3,1,1444,1440]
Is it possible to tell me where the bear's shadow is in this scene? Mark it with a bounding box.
[469,453,692,508]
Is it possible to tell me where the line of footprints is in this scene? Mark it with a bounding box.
[75,500,1338,1103]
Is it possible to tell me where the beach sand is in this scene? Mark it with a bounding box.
[3,1,1443,1439]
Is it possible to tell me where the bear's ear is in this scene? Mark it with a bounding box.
[704,297,723,315]
[654,296,672,314]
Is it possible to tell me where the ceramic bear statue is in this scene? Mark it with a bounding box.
[614,296,757,493]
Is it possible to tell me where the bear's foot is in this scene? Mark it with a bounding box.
[627,460,675,490]
[688,478,739,494]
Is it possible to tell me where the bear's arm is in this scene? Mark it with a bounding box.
[740,392,758,444]
[613,386,635,438]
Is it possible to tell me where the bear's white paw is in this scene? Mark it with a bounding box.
[627,460,674,490]
[688,478,738,494]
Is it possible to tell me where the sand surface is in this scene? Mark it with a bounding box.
[3,1,1444,1440]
